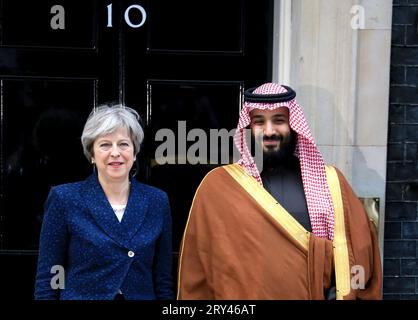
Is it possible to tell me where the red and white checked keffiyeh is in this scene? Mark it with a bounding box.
[234,83,335,240]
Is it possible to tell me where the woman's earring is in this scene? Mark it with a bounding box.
[91,159,96,173]
[130,158,139,178]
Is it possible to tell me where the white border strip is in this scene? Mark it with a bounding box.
[273,0,292,84]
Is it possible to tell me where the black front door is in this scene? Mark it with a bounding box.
[0,0,273,298]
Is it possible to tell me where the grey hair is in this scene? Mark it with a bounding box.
[81,104,144,162]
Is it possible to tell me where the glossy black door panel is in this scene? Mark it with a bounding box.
[2,79,94,250]
[0,254,38,299]
[1,0,97,49]
[147,0,243,54]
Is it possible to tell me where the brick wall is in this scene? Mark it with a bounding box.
[385,0,418,300]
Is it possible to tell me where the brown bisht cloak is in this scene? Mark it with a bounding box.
[177,164,382,300]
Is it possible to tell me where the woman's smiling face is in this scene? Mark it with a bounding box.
[92,127,135,183]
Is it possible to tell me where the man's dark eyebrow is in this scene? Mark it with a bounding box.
[272,114,287,118]
[251,115,265,120]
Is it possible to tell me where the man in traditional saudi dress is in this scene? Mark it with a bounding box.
[177,83,382,300]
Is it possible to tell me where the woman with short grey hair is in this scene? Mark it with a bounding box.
[35,104,173,300]
[81,105,144,163]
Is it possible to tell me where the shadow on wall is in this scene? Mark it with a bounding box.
[295,85,385,240]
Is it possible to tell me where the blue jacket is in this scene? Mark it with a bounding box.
[34,173,173,300]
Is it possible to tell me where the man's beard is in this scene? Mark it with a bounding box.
[252,130,297,169]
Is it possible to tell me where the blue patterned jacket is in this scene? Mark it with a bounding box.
[34,173,173,300]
